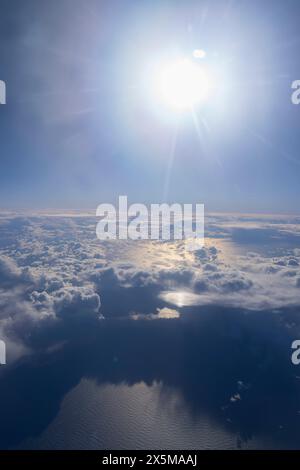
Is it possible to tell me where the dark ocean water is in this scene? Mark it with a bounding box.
[15,380,257,450]
[0,305,299,450]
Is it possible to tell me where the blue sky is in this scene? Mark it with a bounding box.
[1,0,300,212]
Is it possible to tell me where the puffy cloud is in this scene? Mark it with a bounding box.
[50,286,101,318]
[131,307,180,320]
[194,246,218,262]
[0,255,33,287]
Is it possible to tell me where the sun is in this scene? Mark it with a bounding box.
[157,58,214,110]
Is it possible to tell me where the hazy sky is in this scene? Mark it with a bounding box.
[1,0,300,212]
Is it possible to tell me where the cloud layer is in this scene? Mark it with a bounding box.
[0,211,300,361]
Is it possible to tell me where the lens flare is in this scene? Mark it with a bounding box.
[193,49,206,59]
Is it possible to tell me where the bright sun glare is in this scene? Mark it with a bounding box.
[157,58,214,110]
